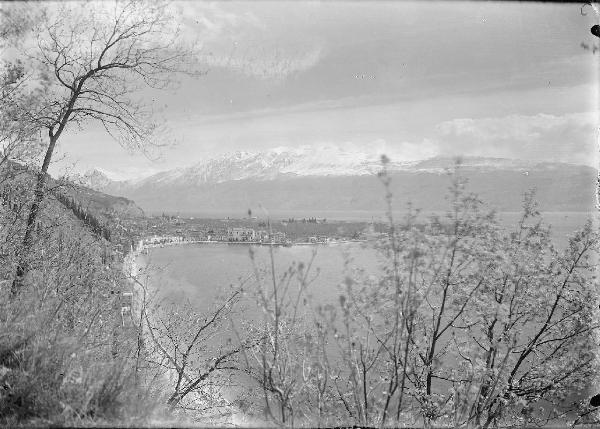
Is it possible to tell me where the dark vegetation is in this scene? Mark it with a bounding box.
[54,191,113,241]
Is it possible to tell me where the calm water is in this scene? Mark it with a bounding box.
[140,242,379,308]
[139,212,596,423]
[141,211,596,306]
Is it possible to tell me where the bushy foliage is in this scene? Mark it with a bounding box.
[244,167,599,428]
[0,180,164,426]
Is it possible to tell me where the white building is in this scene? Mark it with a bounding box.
[227,227,257,242]
[144,235,183,245]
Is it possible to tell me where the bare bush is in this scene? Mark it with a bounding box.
[0,184,164,425]
[243,163,599,428]
[1,0,200,294]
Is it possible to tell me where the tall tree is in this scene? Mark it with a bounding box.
[2,0,199,294]
[0,4,45,183]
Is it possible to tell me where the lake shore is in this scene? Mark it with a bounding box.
[139,238,367,251]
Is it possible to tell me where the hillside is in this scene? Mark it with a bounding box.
[0,167,156,426]
[55,174,147,250]
[0,161,146,252]
[62,183,145,220]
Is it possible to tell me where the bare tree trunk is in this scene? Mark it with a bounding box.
[11,133,57,295]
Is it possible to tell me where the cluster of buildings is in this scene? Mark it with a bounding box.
[128,215,374,250]
[226,227,287,243]
[138,227,290,247]
[143,235,184,246]
[305,235,330,244]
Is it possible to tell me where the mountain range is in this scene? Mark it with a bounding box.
[76,150,598,216]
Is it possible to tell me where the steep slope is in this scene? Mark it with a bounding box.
[0,161,146,250]
[64,185,145,219]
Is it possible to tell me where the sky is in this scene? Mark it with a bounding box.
[51,1,599,180]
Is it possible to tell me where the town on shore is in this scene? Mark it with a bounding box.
[116,213,388,254]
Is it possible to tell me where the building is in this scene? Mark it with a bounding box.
[270,231,287,243]
[257,230,269,242]
[227,227,257,242]
[144,235,183,246]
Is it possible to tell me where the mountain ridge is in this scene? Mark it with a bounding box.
[79,150,585,190]
[76,152,597,215]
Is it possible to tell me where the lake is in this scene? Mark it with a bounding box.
[140,211,596,307]
[138,241,379,310]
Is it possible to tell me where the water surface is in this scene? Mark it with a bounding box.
[140,212,596,306]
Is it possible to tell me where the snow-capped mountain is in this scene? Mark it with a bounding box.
[80,149,557,190]
[77,147,411,191]
[72,168,118,190]
[77,151,597,215]
[126,148,415,187]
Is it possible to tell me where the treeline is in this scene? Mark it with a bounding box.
[284,217,324,224]
[0,184,115,243]
[54,191,112,241]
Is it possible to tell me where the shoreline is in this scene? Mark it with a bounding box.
[138,238,367,251]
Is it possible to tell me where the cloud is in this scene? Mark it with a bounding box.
[433,112,598,166]
[202,46,324,81]
[252,140,437,167]
[176,2,260,43]
[318,140,438,164]
[174,2,324,81]
[257,112,597,167]
[255,112,597,168]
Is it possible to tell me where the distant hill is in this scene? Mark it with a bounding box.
[80,152,598,215]
[0,160,145,248]
[62,183,145,220]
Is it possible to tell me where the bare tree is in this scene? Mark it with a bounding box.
[2,0,200,294]
[457,209,599,428]
[129,267,258,423]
